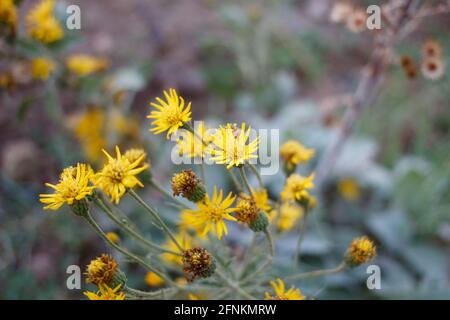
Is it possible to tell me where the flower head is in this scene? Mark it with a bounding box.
[145,271,164,287]
[26,0,64,44]
[95,146,149,204]
[180,187,236,239]
[0,0,17,35]
[253,188,272,213]
[171,169,206,203]
[176,121,212,158]
[147,88,192,138]
[208,123,259,169]
[280,140,315,172]
[183,247,216,282]
[265,278,305,300]
[31,57,55,80]
[66,55,108,77]
[235,193,259,224]
[85,254,118,286]
[106,232,120,244]
[277,202,304,232]
[337,178,360,201]
[280,173,315,203]
[123,148,149,169]
[84,284,125,300]
[345,236,377,266]
[39,163,95,211]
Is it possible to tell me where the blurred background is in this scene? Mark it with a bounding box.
[1,0,450,299]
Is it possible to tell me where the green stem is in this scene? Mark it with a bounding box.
[292,211,308,271]
[286,262,347,281]
[215,269,256,300]
[226,168,243,193]
[150,177,190,210]
[123,286,174,300]
[263,228,274,257]
[199,162,207,189]
[94,197,181,257]
[128,189,184,253]
[248,163,264,189]
[239,166,254,196]
[83,211,178,287]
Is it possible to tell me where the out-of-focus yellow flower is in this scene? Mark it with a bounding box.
[95,146,149,204]
[175,277,188,286]
[106,232,120,244]
[39,163,95,210]
[337,178,360,202]
[265,278,305,300]
[66,54,108,77]
[26,0,64,44]
[208,123,259,169]
[147,88,192,138]
[123,148,149,169]
[144,271,164,287]
[253,188,272,214]
[84,284,125,300]
[181,187,236,239]
[110,109,140,139]
[277,202,303,232]
[176,121,212,158]
[280,173,315,203]
[280,140,315,172]
[188,293,207,300]
[161,231,193,266]
[346,236,377,266]
[31,57,55,80]
[0,72,14,89]
[0,0,17,34]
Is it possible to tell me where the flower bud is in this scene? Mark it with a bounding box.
[85,254,127,288]
[171,169,206,203]
[182,248,216,282]
[345,236,377,267]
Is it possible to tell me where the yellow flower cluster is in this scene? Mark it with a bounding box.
[66,55,109,77]
[281,173,315,203]
[265,278,305,300]
[31,57,55,80]
[0,0,17,34]
[26,0,64,44]
[280,140,315,172]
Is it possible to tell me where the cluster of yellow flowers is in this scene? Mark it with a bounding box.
[26,0,64,44]
[39,87,377,300]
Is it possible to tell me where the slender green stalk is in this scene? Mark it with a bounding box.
[248,163,264,189]
[128,189,184,253]
[123,286,175,300]
[150,177,190,209]
[241,256,273,284]
[199,162,207,188]
[93,197,181,256]
[292,211,308,271]
[215,269,256,300]
[83,211,178,287]
[238,166,254,196]
[287,262,347,281]
[226,168,243,193]
[263,228,274,257]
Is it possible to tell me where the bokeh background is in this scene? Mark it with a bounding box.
[1,0,450,299]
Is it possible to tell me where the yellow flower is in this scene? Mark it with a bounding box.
[66,55,108,77]
[181,187,237,239]
[84,284,125,300]
[265,278,305,300]
[147,88,192,138]
[85,254,118,286]
[31,57,55,80]
[277,202,303,232]
[0,0,17,32]
[145,271,164,287]
[337,178,360,201]
[280,173,315,203]
[161,231,193,265]
[39,163,95,210]
[26,0,64,44]
[188,293,208,300]
[208,123,259,169]
[253,188,272,213]
[280,140,315,170]
[95,146,149,204]
[176,121,212,158]
[106,232,120,244]
[123,148,149,169]
[346,236,376,266]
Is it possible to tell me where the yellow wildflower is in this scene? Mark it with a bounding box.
[176,121,212,158]
[26,0,64,44]
[181,187,237,239]
[95,146,149,204]
[39,163,95,210]
[253,188,272,213]
[277,202,303,232]
[265,278,305,300]
[346,236,377,266]
[337,178,360,201]
[0,0,17,33]
[85,254,118,286]
[145,271,164,287]
[280,140,315,171]
[106,232,120,244]
[84,284,125,300]
[31,57,55,80]
[208,123,259,169]
[280,173,315,203]
[123,148,149,169]
[66,55,108,77]
[147,88,192,138]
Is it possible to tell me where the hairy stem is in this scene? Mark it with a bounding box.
[287,262,347,281]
